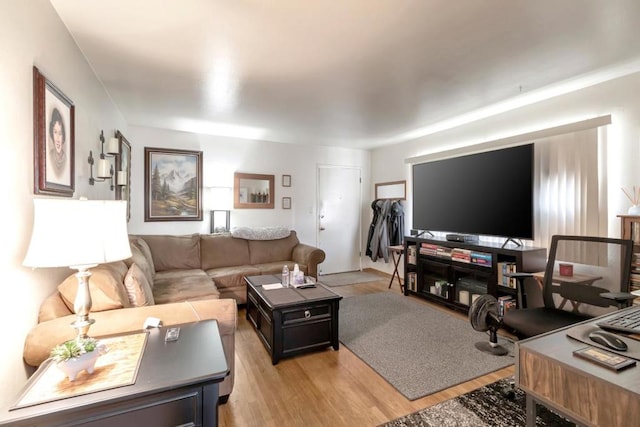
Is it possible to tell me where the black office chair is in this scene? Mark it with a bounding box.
[503,235,635,339]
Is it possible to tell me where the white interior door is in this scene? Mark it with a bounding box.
[317,166,362,275]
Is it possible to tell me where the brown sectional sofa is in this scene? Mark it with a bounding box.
[23,230,325,402]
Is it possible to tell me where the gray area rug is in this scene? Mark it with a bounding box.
[320,271,382,287]
[382,377,574,426]
[339,292,514,400]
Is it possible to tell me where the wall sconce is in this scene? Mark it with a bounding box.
[88,130,116,190]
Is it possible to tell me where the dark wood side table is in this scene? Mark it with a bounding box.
[245,274,342,364]
[0,320,229,427]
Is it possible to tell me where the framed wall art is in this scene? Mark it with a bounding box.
[282,174,291,187]
[33,66,75,196]
[282,197,291,210]
[115,131,131,221]
[233,172,275,209]
[144,147,203,221]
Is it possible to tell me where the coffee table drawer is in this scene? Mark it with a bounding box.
[282,304,331,323]
[282,318,332,353]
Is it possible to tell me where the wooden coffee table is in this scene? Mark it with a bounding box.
[245,275,342,364]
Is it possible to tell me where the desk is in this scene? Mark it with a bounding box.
[0,320,229,427]
[532,271,603,310]
[516,309,640,427]
[387,245,404,292]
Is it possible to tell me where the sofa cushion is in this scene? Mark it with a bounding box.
[253,262,308,277]
[205,265,261,289]
[24,299,237,367]
[152,269,220,304]
[58,261,131,313]
[131,237,156,276]
[248,231,300,265]
[200,234,250,270]
[124,244,155,286]
[140,234,201,272]
[123,263,155,307]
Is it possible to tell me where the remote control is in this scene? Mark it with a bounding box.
[165,327,180,342]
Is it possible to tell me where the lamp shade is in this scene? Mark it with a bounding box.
[106,137,120,155]
[23,199,131,269]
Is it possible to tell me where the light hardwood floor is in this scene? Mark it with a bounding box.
[219,270,514,427]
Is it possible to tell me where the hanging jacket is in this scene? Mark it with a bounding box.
[389,201,405,246]
[370,199,392,262]
[366,200,379,257]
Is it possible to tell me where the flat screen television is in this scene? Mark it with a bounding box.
[412,143,534,240]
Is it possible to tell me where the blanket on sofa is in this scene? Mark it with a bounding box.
[231,226,290,240]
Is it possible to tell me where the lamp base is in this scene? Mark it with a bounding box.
[70,266,96,339]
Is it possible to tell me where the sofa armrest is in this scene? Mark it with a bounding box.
[292,244,325,278]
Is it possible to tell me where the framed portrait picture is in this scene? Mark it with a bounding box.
[33,66,75,196]
[282,174,291,187]
[115,131,131,222]
[282,197,291,210]
[144,147,203,221]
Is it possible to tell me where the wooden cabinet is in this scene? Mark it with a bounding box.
[404,236,546,312]
[618,215,640,299]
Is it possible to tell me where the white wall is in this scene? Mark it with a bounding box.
[0,0,127,408]
[126,126,370,247]
[367,70,640,275]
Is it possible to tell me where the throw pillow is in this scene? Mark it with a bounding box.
[123,263,155,307]
[58,262,131,313]
[124,244,155,286]
[132,237,156,277]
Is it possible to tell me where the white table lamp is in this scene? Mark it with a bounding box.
[23,199,131,339]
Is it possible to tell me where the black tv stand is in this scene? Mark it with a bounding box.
[403,236,546,313]
[501,238,523,248]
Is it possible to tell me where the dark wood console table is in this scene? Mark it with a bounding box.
[0,320,229,427]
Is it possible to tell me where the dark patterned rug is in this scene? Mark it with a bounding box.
[381,378,575,427]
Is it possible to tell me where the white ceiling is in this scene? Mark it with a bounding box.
[50,0,640,149]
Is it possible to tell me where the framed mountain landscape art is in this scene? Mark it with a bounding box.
[144,147,203,221]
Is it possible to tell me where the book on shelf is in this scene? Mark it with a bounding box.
[470,251,492,267]
[497,261,517,288]
[419,243,439,256]
[407,272,417,291]
[498,295,516,316]
[407,245,417,264]
[451,248,471,263]
[436,246,453,259]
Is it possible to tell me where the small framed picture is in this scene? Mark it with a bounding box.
[282,174,291,187]
[282,197,291,209]
[33,66,75,196]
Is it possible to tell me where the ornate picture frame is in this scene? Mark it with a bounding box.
[115,131,131,221]
[144,147,203,221]
[33,66,75,196]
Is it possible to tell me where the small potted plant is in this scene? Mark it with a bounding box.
[50,337,107,381]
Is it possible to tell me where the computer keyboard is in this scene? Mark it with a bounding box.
[597,305,640,334]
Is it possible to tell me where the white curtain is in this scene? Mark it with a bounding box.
[533,127,605,250]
